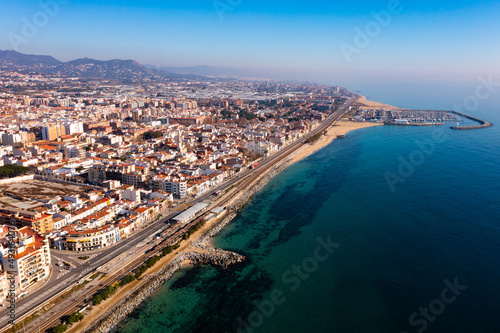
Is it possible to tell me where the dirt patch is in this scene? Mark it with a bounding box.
[0,179,90,207]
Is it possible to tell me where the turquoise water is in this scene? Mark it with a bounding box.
[119,88,500,333]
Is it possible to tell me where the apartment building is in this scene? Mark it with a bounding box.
[0,226,51,292]
[62,225,119,252]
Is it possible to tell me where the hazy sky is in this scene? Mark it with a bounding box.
[1,0,499,85]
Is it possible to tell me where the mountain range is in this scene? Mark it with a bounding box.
[0,50,206,81]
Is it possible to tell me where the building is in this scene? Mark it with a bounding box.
[1,132,21,147]
[0,226,51,292]
[0,209,54,234]
[172,202,209,224]
[62,225,119,252]
[63,122,84,135]
[89,164,135,185]
[41,124,66,141]
[122,187,141,206]
[122,172,147,189]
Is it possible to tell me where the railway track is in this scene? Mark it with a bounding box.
[217,96,357,208]
[23,96,358,333]
[34,221,198,333]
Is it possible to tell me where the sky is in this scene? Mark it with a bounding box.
[0,0,499,86]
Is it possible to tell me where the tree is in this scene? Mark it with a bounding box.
[52,324,68,333]
[120,274,135,286]
[67,312,84,325]
[141,131,163,140]
[92,294,103,305]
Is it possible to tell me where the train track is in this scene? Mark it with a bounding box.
[217,96,357,208]
[25,96,358,333]
[34,221,199,333]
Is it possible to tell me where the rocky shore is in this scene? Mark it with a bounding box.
[84,255,186,333]
[84,246,245,333]
[84,155,292,333]
[184,250,245,268]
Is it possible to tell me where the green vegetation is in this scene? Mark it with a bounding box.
[134,241,181,279]
[8,313,40,333]
[92,285,118,305]
[141,131,163,140]
[161,245,174,256]
[119,274,136,286]
[0,164,31,178]
[307,133,322,144]
[134,255,162,279]
[90,241,182,306]
[89,273,100,280]
[238,109,258,120]
[182,221,205,240]
[67,311,84,325]
[78,256,89,260]
[51,324,68,333]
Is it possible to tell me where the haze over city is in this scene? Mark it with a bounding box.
[1,0,499,85]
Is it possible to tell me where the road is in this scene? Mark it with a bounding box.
[0,95,358,330]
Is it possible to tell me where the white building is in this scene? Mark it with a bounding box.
[0,226,51,292]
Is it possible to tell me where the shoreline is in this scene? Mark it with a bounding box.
[352,95,402,110]
[76,119,384,333]
[288,120,383,165]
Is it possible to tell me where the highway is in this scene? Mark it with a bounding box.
[0,95,358,331]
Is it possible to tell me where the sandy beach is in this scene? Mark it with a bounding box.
[289,120,383,164]
[353,95,402,109]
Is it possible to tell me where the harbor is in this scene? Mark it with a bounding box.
[351,107,492,130]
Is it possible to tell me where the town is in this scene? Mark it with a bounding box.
[0,66,354,331]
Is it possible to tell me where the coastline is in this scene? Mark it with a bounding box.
[353,95,401,109]
[75,119,384,333]
[288,120,383,165]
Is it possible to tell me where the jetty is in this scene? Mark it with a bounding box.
[449,111,493,130]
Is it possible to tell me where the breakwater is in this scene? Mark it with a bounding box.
[184,250,245,268]
[385,109,492,130]
[450,111,493,130]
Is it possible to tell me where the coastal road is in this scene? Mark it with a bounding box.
[0,95,359,330]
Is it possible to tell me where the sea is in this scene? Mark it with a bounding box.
[118,80,500,333]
